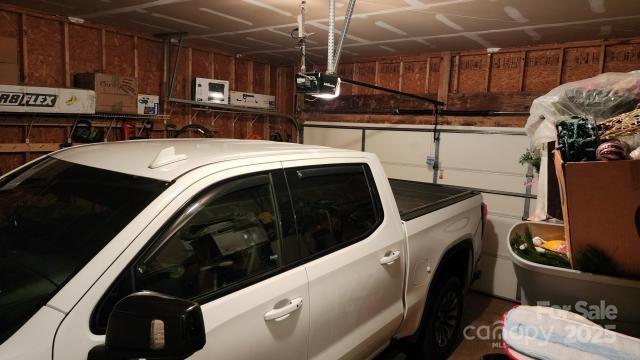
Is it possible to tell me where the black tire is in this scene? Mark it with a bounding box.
[417,275,464,359]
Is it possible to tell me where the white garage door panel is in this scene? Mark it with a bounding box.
[439,132,530,175]
[380,161,434,182]
[473,254,519,301]
[304,127,362,150]
[438,169,526,194]
[365,130,434,165]
[483,215,524,258]
[482,193,527,216]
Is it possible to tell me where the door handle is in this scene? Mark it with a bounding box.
[380,250,401,265]
[264,297,303,322]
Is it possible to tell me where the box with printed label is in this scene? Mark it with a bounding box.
[192,77,229,105]
[137,94,160,115]
[230,91,275,110]
[0,85,96,113]
[75,73,138,114]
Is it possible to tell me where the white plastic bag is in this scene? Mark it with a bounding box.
[525,72,640,149]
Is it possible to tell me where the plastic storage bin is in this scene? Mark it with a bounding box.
[508,221,640,337]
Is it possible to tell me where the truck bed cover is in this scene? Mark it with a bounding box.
[389,179,479,221]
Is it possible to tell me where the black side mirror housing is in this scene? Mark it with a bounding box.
[104,291,206,360]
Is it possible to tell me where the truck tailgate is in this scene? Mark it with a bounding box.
[389,178,478,221]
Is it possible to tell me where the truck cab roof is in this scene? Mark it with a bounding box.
[51,139,356,181]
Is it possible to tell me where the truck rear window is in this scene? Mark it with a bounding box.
[285,164,383,259]
[0,157,169,345]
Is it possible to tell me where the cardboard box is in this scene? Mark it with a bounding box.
[75,73,137,114]
[554,150,640,276]
[230,91,275,110]
[0,85,95,113]
[192,77,229,105]
[137,94,160,115]
[0,37,18,64]
[0,63,20,85]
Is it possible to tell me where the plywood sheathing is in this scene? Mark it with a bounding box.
[562,46,602,83]
[0,5,295,174]
[400,61,428,94]
[489,52,523,92]
[137,38,163,95]
[26,16,63,87]
[605,44,640,72]
[523,49,563,92]
[304,37,640,125]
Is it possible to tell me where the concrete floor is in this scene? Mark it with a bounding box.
[377,291,517,360]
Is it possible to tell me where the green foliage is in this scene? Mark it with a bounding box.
[556,116,598,162]
[518,149,541,173]
[573,246,622,278]
[510,226,571,268]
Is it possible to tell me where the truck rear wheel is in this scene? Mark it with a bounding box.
[418,275,464,359]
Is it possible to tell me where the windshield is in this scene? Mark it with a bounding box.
[0,157,169,345]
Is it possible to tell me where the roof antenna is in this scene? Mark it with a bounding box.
[149,146,188,169]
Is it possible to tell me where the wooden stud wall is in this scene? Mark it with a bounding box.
[0,4,296,174]
[303,37,640,127]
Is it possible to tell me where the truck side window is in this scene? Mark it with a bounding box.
[285,164,383,259]
[92,173,286,333]
[134,174,283,301]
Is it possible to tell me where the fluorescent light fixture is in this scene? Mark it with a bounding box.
[504,6,528,23]
[404,0,427,8]
[379,45,397,52]
[465,33,492,48]
[199,8,253,26]
[246,37,280,47]
[435,13,464,31]
[374,21,408,36]
[242,0,293,17]
[130,20,177,32]
[524,28,541,41]
[151,13,209,29]
[589,0,606,14]
[307,22,369,42]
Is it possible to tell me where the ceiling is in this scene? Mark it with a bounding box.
[9,0,640,63]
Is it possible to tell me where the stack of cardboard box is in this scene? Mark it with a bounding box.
[0,37,20,85]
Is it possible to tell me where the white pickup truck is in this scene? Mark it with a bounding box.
[0,139,484,360]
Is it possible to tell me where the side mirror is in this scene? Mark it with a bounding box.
[101,291,206,360]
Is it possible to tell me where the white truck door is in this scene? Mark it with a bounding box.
[53,164,310,360]
[282,159,406,359]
